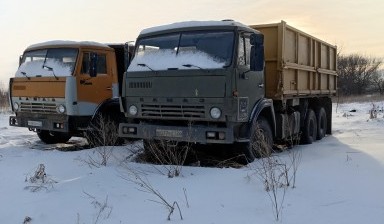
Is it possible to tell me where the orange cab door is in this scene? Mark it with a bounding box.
[76,50,113,115]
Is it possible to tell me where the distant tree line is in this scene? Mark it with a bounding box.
[0,86,8,109]
[337,54,383,95]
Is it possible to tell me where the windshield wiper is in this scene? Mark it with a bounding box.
[137,63,158,75]
[42,65,58,80]
[20,71,30,80]
[183,64,206,70]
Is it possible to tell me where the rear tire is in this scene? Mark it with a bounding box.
[37,130,71,144]
[316,107,327,140]
[301,109,317,144]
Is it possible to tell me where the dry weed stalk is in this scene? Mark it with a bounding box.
[23,216,32,224]
[369,103,378,119]
[83,191,113,224]
[24,164,57,192]
[250,124,292,221]
[284,113,302,188]
[84,114,120,167]
[143,140,191,178]
[254,155,289,221]
[120,164,184,221]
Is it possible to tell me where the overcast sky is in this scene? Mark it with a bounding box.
[1,0,383,87]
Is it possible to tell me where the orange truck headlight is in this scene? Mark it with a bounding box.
[57,104,66,114]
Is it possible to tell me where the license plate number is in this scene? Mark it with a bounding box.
[28,120,43,127]
[156,129,183,138]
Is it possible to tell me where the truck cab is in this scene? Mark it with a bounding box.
[9,41,131,144]
[119,21,267,142]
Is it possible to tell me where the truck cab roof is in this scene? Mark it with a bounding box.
[26,40,112,51]
[139,20,258,37]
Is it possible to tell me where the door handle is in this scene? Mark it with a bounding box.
[106,87,112,90]
[80,80,92,85]
[258,83,264,88]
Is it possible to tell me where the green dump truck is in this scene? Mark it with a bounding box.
[119,20,337,161]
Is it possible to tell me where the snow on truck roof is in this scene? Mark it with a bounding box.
[26,40,110,50]
[140,20,251,35]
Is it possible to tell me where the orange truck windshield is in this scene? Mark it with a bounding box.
[16,48,78,78]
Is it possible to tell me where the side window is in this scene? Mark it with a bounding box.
[238,37,245,66]
[81,53,90,74]
[81,52,107,75]
[97,54,107,74]
[244,37,251,66]
[238,34,252,67]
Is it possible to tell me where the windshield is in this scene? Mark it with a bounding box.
[128,31,234,72]
[15,48,78,77]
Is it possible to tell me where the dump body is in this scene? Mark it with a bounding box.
[250,21,337,100]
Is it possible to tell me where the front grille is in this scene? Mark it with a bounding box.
[141,104,205,118]
[20,102,57,113]
[129,81,152,89]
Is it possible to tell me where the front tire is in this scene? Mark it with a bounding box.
[37,130,71,144]
[241,116,273,163]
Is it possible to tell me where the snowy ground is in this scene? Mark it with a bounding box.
[1,101,384,224]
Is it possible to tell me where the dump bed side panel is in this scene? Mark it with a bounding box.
[250,21,337,100]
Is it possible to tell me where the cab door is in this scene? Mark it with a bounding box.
[76,50,113,116]
[236,33,265,120]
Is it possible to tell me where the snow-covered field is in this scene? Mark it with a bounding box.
[1,101,384,224]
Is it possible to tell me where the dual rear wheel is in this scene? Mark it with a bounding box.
[301,107,327,144]
[243,106,328,162]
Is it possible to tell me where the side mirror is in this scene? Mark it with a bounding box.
[250,45,265,71]
[124,42,130,70]
[89,52,98,77]
[250,33,263,45]
[19,55,23,66]
[250,33,265,71]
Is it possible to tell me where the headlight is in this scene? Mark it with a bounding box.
[129,105,138,116]
[57,104,66,114]
[13,102,19,111]
[210,107,221,119]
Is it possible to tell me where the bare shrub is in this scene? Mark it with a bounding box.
[287,148,302,189]
[23,216,32,224]
[24,164,57,192]
[249,122,301,221]
[0,85,9,112]
[143,140,191,178]
[119,164,183,221]
[284,113,302,188]
[253,155,289,221]
[369,103,378,119]
[82,191,113,224]
[84,114,120,167]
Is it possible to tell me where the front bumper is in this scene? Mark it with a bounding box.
[9,114,69,132]
[119,122,236,144]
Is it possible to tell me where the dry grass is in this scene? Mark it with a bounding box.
[336,94,384,104]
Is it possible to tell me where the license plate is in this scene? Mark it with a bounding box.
[28,120,43,127]
[156,129,183,138]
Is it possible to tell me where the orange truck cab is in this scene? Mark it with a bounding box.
[9,41,132,144]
